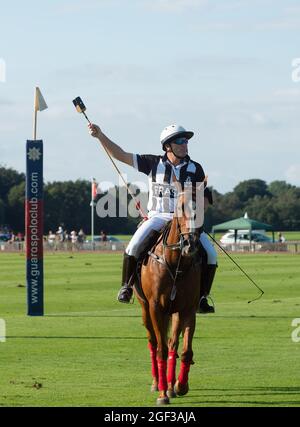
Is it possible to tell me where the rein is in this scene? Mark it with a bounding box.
[149,216,200,306]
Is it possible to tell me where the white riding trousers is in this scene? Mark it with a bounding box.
[125,213,217,265]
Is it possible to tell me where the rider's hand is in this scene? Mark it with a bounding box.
[88,123,102,139]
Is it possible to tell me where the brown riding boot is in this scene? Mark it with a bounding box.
[117,253,137,304]
[198,264,217,314]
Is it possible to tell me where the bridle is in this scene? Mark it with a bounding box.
[160,204,201,303]
[148,191,201,306]
[162,216,200,254]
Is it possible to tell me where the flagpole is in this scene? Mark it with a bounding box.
[91,178,95,250]
[33,88,37,140]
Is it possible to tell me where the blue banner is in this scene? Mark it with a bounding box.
[26,140,44,316]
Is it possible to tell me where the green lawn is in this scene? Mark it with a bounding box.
[0,251,300,407]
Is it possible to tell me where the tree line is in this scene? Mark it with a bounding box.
[1,165,300,234]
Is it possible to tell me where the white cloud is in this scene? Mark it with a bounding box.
[284,6,300,16]
[256,18,300,31]
[251,112,277,127]
[194,18,300,32]
[55,0,114,15]
[285,164,300,185]
[53,62,158,88]
[273,89,300,100]
[145,0,209,13]
[0,98,13,106]
[218,109,279,129]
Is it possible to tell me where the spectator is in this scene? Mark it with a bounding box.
[17,232,24,242]
[64,230,72,251]
[48,230,56,250]
[100,230,107,242]
[56,226,64,240]
[77,228,86,250]
[56,226,64,249]
[8,232,15,244]
[278,232,286,243]
[71,230,78,251]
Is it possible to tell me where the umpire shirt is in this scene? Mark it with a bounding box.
[133,153,212,217]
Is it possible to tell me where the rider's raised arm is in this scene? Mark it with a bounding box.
[89,123,134,167]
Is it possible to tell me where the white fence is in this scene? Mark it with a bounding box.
[219,241,300,253]
[0,240,125,253]
[1,240,299,253]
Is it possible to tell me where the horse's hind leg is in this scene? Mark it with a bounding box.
[175,311,196,396]
[149,302,170,404]
[167,312,180,397]
[140,301,158,392]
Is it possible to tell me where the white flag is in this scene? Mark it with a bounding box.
[34,87,48,112]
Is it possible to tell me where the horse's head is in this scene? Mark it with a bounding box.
[175,182,205,257]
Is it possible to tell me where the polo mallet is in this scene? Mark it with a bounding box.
[72,96,147,219]
[206,230,264,303]
[72,97,91,124]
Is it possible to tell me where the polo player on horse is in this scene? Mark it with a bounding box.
[89,123,217,313]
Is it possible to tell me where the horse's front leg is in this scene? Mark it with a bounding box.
[140,299,158,392]
[167,312,180,397]
[175,311,196,396]
[149,301,170,405]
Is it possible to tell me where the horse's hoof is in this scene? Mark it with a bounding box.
[175,380,189,396]
[151,384,159,392]
[156,396,170,405]
[167,388,177,398]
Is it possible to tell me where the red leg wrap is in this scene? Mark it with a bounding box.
[167,350,177,386]
[148,342,158,379]
[157,358,168,391]
[178,361,191,385]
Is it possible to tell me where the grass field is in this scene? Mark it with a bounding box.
[0,251,300,407]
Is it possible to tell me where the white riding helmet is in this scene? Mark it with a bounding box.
[160,124,194,151]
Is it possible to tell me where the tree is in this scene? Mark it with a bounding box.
[0,198,5,225]
[7,182,25,232]
[245,195,279,227]
[268,181,294,197]
[274,187,300,230]
[233,179,270,202]
[0,165,24,201]
[44,181,139,234]
[1,165,300,233]
[44,180,91,232]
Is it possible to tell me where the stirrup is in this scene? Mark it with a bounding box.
[117,286,133,304]
[198,295,215,314]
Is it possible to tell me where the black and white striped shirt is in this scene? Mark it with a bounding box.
[133,153,211,216]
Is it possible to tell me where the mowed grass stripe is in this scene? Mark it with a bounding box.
[0,252,300,406]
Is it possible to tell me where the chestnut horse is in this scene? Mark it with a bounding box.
[135,185,203,405]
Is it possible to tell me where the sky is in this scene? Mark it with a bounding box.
[0,0,300,194]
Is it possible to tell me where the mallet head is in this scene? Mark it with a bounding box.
[72,96,91,123]
[73,96,86,113]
